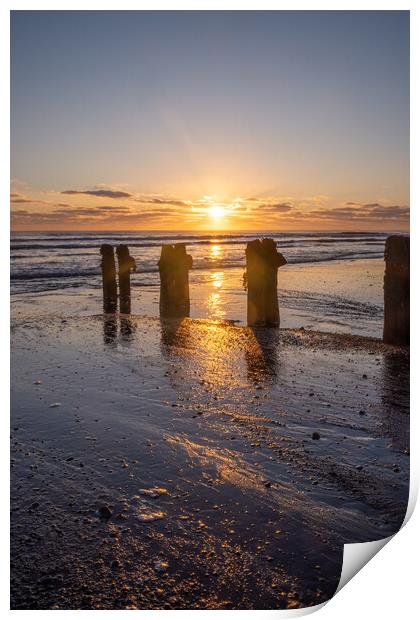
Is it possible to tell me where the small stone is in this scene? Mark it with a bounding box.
[34,380,43,385]
[49,403,61,408]
[139,487,168,499]
[263,481,271,488]
[98,505,112,519]
[359,410,366,416]
[312,432,321,440]
[38,575,63,589]
[137,509,165,522]
[154,560,169,573]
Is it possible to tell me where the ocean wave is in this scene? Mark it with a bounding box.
[11,269,100,281]
[10,251,384,284]
[280,288,382,319]
[10,236,386,252]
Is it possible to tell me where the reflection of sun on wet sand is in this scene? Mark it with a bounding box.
[205,271,226,321]
[11,314,409,609]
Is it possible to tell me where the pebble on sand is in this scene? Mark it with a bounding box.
[49,403,62,408]
[38,575,64,589]
[154,560,169,573]
[98,505,113,519]
[312,432,321,440]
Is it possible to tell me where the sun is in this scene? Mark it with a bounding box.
[208,205,226,219]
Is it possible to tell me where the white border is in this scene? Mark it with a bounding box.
[3,3,418,618]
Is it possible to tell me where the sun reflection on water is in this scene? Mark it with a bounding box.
[205,271,226,320]
[210,243,221,259]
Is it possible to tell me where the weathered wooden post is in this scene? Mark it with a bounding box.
[116,244,136,314]
[245,238,287,327]
[383,235,409,345]
[100,244,117,312]
[158,243,193,317]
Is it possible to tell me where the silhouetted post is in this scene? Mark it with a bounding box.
[100,244,117,312]
[383,235,409,345]
[246,238,287,327]
[158,243,193,317]
[116,244,136,314]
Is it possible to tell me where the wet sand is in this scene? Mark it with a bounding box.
[10,314,409,609]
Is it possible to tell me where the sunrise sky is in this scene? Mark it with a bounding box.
[11,10,409,232]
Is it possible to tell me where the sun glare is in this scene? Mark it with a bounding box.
[208,205,225,219]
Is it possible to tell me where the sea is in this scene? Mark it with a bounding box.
[11,231,392,337]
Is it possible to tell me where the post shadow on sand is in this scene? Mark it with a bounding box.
[116,244,136,314]
[380,350,410,453]
[119,315,136,343]
[245,326,281,384]
[159,316,192,353]
[103,313,118,346]
[245,238,287,327]
[102,314,136,346]
[100,244,117,313]
[158,243,193,318]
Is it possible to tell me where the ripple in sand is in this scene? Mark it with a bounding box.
[138,487,168,499]
[136,506,165,522]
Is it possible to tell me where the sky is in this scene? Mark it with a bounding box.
[10,10,409,231]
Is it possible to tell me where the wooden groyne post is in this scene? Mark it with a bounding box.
[100,244,117,312]
[158,243,193,317]
[116,244,136,313]
[383,235,409,345]
[245,238,287,327]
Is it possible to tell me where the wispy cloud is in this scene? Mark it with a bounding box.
[307,203,410,221]
[257,202,294,213]
[135,197,190,208]
[10,203,187,226]
[10,192,72,207]
[61,189,132,199]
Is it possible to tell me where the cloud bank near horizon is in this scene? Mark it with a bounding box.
[10,187,410,231]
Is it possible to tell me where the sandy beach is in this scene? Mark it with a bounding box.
[11,312,409,610]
